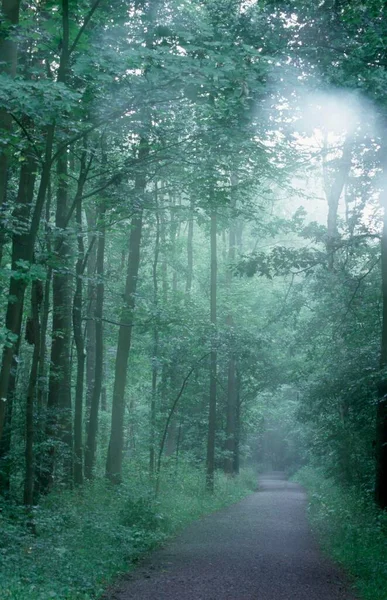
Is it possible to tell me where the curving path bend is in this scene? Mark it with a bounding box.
[104,472,357,600]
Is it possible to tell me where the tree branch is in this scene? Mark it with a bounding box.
[69,0,103,55]
[156,352,211,491]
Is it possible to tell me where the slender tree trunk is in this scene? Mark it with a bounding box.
[0,112,54,447]
[150,204,160,476]
[233,368,241,475]
[44,149,73,491]
[101,379,107,411]
[175,421,182,472]
[156,353,209,493]
[160,200,168,301]
[24,280,42,506]
[34,266,51,502]
[323,134,352,269]
[105,213,143,483]
[72,152,89,486]
[224,185,237,475]
[105,143,148,483]
[0,153,36,494]
[36,181,52,413]
[206,207,217,492]
[0,0,21,263]
[185,200,194,296]
[170,193,178,293]
[225,354,237,474]
[41,0,73,492]
[376,158,387,509]
[0,335,20,496]
[85,203,106,479]
[32,181,53,503]
[165,416,177,457]
[85,206,97,411]
[127,395,136,456]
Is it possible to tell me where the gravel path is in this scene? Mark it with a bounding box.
[104,472,357,600]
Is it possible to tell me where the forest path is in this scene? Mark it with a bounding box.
[103,472,357,600]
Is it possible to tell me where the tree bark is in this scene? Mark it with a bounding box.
[170,193,178,293]
[24,280,42,506]
[185,200,194,296]
[72,151,89,486]
[376,157,387,509]
[43,149,73,492]
[233,367,241,475]
[0,335,20,496]
[206,207,217,492]
[41,0,73,492]
[159,199,168,301]
[323,135,352,269]
[149,203,160,476]
[224,184,237,475]
[105,142,148,483]
[0,152,36,494]
[0,91,54,447]
[84,203,106,479]
[0,0,21,262]
[85,206,97,410]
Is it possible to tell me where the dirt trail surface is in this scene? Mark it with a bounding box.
[104,472,357,600]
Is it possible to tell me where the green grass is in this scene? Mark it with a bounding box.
[294,466,387,600]
[0,463,256,600]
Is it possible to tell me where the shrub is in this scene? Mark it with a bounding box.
[0,463,255,600]
[295,466,387,600]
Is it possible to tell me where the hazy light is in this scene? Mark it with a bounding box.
[299,91,361,136]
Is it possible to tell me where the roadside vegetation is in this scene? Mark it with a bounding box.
[2,2,387,599]
[295,468,387,600]
[1,463,256,600]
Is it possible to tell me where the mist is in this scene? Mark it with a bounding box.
[1,1,386,599]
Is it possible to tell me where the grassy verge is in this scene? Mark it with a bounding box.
[0,463,256,600]
[294,466,387,600]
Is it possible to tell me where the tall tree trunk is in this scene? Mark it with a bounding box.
[159,198,168,301]
[0,0,20,263]
[84,203,106,479]
[24,280,42,506]
[44,150,73,491]
[105,143,148,483]
[36,182,52,413]
[127,394,136,456]
[32,182,53,502]
[41,0,73,492]
[376,158,387,509]
[323,135,352,269]
[224,184,237,475]
[0,152,36,494]
[34,268,51,501]
[0,335,20,496]
[224,355,237,474]
[85,206,97,411]
[0,103,54,447]
[72,151,89,486]
[206,207,217,492]
[233,367,241,475]
[185,200,194,296]
[170,194,178,293]
[149,205,160,476]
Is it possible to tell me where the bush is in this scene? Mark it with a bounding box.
[294,466,387,600]
[0,463,255,600]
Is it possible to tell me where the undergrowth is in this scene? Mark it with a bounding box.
[0,463,256,600]
[294,466,387,600]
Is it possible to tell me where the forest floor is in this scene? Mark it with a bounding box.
[103,472,358,600]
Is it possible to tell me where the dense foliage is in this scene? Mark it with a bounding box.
[1,0,387,598]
